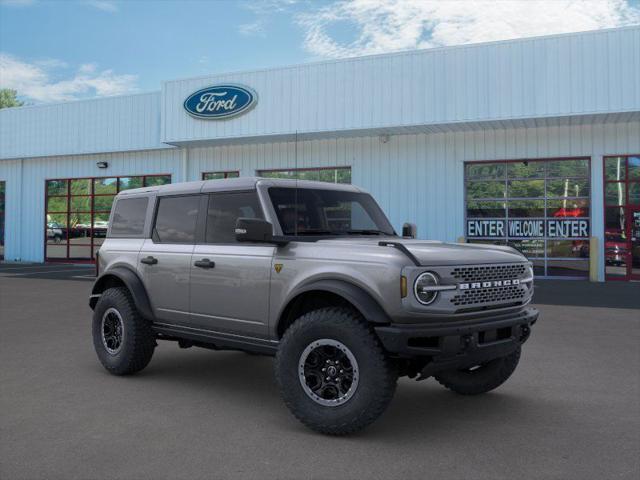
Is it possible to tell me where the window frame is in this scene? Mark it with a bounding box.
[463,157,592,279]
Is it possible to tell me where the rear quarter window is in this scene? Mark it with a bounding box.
[109,197,149,237]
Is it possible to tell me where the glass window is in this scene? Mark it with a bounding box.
[465,181,505,199]
[466,201,506,218]
[629,156,640,180]
[547,260,589,277]
[465,163,505,180]
[70,179,91,195]
[605,183,625,206]
[46,196,68,213]
[507,180,544,198]
[153,195,199,243]
[110,198,149,237]
[604,157,626,181]
[202,171,240,180]
[94,196,115,212]
[94,178,118,195]
[546,179,590,198]
[44,175,171,261]
[547,199,589,218]
[547,159,589,178]
[205,192,263,243]
[507,200,545,218]
[547,240,589,258]
[259,167,351,184]
[508,239,545,258]
[119,177,144,191]
[507,161,545,179]
[70,196,91,212]
[268,187,394,236]
[144,175,171,187]
[47,180,68,196]
[465,158,591,278]
[630,183,640,205]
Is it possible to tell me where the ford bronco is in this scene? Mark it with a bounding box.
[90,177,538,435]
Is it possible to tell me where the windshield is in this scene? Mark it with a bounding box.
[268,187,395,237]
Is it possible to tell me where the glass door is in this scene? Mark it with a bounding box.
[631,207,640,280]
[604,155,640,281]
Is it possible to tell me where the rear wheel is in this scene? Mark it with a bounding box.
[434,347,521,395]
[275,307,397,435]
[92,287,155,375]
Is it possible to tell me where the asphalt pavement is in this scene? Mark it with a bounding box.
[0,263,638,480]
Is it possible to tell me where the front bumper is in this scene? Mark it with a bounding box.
[375,307,538,375]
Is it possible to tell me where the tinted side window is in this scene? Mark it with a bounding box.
[206,192,263,243]
[154,195,200,243]
[110,197,148,237]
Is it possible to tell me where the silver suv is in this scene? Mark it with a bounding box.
[90,177,538,435]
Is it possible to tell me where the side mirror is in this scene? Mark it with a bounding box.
[235,218,274,243]
[402,222,417,239]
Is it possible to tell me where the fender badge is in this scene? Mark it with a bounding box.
[274,264,283,273]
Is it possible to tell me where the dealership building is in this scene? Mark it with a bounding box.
[1,26,639,281]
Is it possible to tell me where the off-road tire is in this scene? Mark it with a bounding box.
[275,307,397,435]
[434,347,521,395]
[92,287,155,375]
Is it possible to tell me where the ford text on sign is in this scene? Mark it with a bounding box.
[467,219,589,238]
[184,84,257,119]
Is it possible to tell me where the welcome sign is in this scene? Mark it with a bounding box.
[467,219,590,238]
[184,84,257,119]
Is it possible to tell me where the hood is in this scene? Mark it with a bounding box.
[315,237,526,266]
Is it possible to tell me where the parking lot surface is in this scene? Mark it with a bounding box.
[1,263,639,480]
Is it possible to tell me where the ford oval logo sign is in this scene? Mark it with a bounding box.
[183,84,257,119]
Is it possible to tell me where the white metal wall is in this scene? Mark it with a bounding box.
[162,27,640,144]
[0,148,182,262]
[0,92,167,160]
[1,120,639,280]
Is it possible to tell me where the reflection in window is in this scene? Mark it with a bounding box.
[507,180,545,198]
[507,200,545,218]
[202,171,240,180]
[605,183,625,206]
[604,157,626,181]
[466,201,506,218]
[507,161,545,179]
[205,192,263,243]
[153,195,199,243]
[259,167,351,184]
[465,158,591,278]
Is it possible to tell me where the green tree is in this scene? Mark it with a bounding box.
[0,89,24,109]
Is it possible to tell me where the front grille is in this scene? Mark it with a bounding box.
[451,264,527,283]
[451,285,526,307]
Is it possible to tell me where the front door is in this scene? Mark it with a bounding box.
[189,191,274,338]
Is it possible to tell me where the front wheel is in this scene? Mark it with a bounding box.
[275,307,397,435]
[434,347,521,395]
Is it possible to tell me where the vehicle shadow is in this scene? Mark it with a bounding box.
[127,347,563,441]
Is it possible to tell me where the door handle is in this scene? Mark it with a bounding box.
[194,258,215,269]
[140,256,158,265]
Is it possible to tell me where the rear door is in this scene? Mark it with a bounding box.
[189,191,274,338]
[139,194,201,325]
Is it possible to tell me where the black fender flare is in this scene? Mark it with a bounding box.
[282,279,391,325]
[90,266,154,321]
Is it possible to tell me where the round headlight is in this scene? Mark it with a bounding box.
[414,272,440,305]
